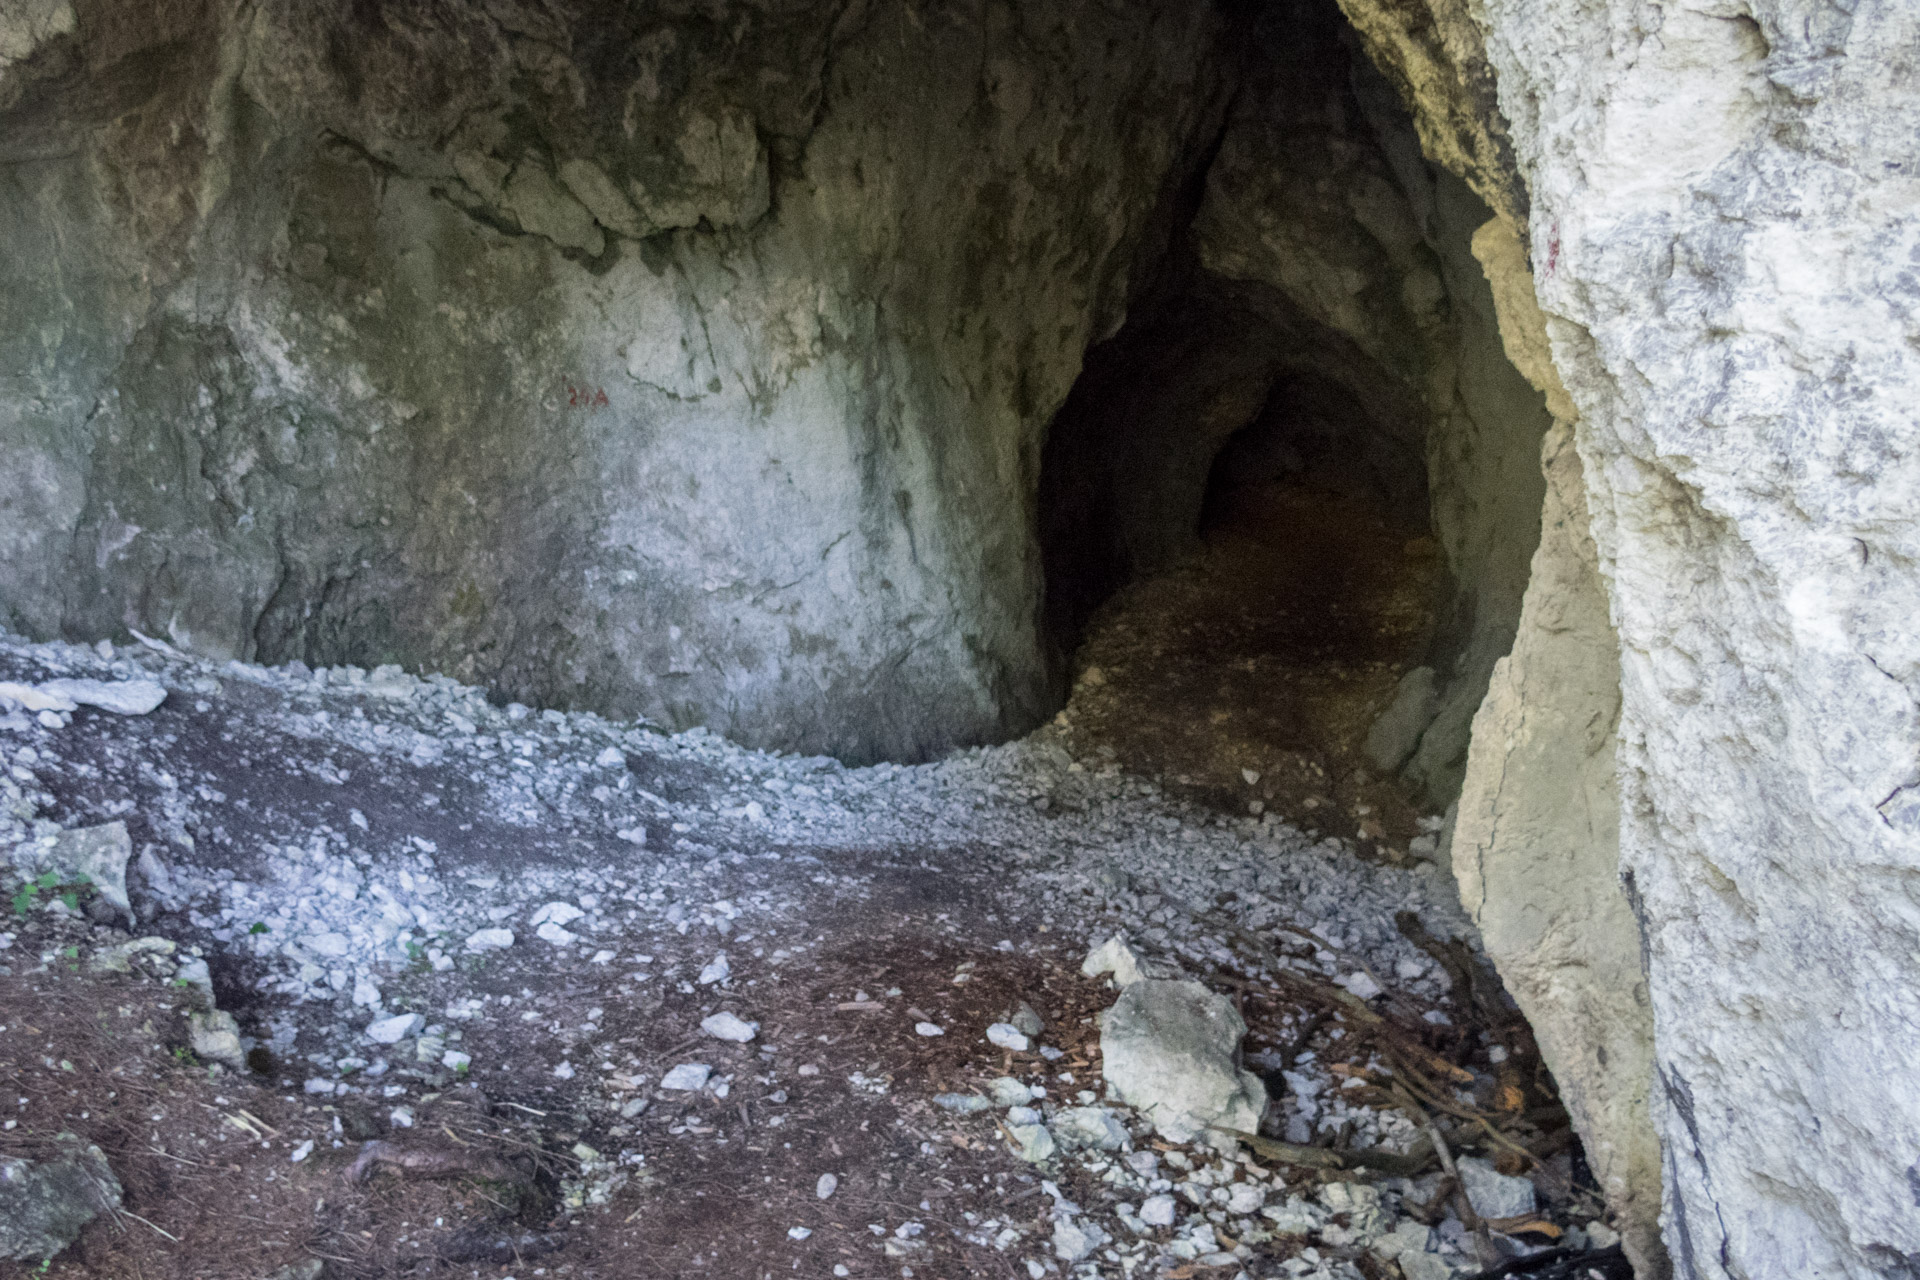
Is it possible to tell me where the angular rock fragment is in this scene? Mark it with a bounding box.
[1081,935,1148,987]
[0,1134,122,1261]
[1097,979,1265,1147]
[16,822,133,915]
[0,678,166,716]
[189,1009,247,1067]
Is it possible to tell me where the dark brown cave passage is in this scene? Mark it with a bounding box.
[1043,361,1450,848]
[1033,0,1551,843]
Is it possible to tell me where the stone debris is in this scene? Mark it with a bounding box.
[1458,1155,1537,1219]
[0,1135,123,1262]
[1080,934,1148,987]
[0,629,1591,1279]
[14,821,133,915]
[1006,1124,1055,1164]
[815,1173,838,1199]
[699,1012,758,1043]
[0,677,167,717]
[1050,1106,1128,1151]
[188,1009,247,1067]
[985,1021,1030,1051]
[1098,979,1266,1146]
[659,1063,712,1092]
[366,1013,423,1045]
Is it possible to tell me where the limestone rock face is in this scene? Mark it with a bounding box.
[0,0,1229,761]
[1472,2,1920,1276]
[1358,0,1920,1273]
[1453,420,1660,1271]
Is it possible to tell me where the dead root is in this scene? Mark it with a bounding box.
[343,1139,524,1188]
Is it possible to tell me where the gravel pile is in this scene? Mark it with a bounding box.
[0,628,1624,1278]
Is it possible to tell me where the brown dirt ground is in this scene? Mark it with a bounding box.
[1,848,1601,1280]
[1058,482,1447,854]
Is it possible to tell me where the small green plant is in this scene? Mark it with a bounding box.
[248,921,270,935]
[170,1046,199,1067]
[10,870,92,915]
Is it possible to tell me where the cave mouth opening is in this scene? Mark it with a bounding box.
[1033,0,1550,853]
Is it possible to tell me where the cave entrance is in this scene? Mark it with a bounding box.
[1034,1,1550,854]
[1042,355,1451,849]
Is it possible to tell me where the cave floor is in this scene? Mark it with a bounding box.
[0,633,1616,1280]
[1058,484,1446,853]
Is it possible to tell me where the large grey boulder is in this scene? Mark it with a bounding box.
[1098,979,1265,1149]
[0,1134,123,1261]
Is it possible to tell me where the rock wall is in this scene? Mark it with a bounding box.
[1355,0,1920,1274]
[0,0,1229,762]
[1479,2,1920,1275]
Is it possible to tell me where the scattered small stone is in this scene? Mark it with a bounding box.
[20,822,134,916]
[188,1009,247,1068]
[442,1050,471,1072]
[1098,979,1266,1147]
[1080,935,1147,987]
[531,901,585,927]
[1051,1106,1128,1151]
[1052,1217,1106,1263]
[935,1093,992,1113]
[1010,1002,1045,1037]
[660,1063,713,1091]
[700,1012,758,1043]
[698,953,731,985]
[1139,1194,1177,1227]
[1336,970,1384,1000]
[1007,1123,1055,1163]
[986,1022,1029,1051]
[366,1013,423,1045]
[816,1173,838,1199]
[1457,1155,1537,1219]
[289,1140,315,1163]
[988,1077,1037,1107]
[464,927,514,952]
[0,677,165,716]
[914,1021,945,1037]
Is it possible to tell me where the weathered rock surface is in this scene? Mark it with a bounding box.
[0,1134,122,1261]
[1098,979,1265,1148]
[0,0,1230,762]
[1454,419,1659,1272]
[1357,0,1920,1273]
[14,820,133,915]
[1477,2,1920,1276]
